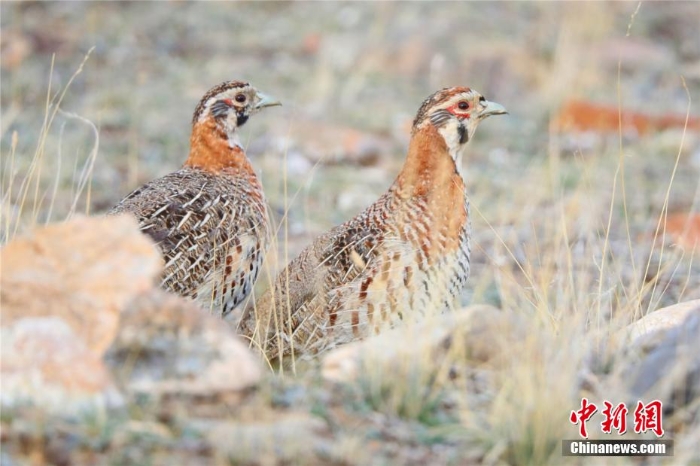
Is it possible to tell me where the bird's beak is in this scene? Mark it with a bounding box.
[480,100,508,118]
[255,92,282,110]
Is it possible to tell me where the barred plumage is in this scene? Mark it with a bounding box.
[240,87,506,360]
[110,81,280,316]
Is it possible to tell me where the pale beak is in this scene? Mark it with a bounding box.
[255,92,282,109]
[481,100,508,117]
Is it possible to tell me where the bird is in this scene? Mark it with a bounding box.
[240,86,506,361]
[110,80,281,316]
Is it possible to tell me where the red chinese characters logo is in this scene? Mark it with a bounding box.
[569,398,598,438]
[633,400,664,437]
[601,401,628,435]
[570,399,664,438]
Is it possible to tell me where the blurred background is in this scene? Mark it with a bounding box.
[3,3,700,464]
[3,1,699,304]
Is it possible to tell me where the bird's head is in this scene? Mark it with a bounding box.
[192,81,281,146]
[413,87,507,164]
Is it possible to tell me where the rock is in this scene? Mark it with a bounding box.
[601,300,700,422]
[301,32,321,56]
[624,299,700,344]
[612,312,700,418]
[107,289,261,398]
[0,214,160,415]
[0,317,121,414]
[322,305,521,383]
[554,100,700,136]
[1,214,162,355]
[664,213,700,253]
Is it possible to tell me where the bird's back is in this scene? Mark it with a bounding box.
[111,166,269,315]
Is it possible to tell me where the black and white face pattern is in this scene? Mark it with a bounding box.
[192,80,281,147]
[413,87,507,167]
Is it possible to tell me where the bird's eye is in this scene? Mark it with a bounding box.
[235,94,247,103]
[479,96,485,103]
[458,101,469,110]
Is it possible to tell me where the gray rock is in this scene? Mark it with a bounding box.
[623,312,700,413]
[107,289,261,398]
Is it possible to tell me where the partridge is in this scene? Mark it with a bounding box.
[240,86,506,360]
[110,80,280,316]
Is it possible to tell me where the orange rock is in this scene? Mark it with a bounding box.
[1,215,162,355]
[302,32,321,55]
[1,317,120,412]
[665,212,700,251]
[554,100,700,135]
[0,30,32,70]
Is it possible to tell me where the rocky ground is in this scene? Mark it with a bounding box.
[2,2,700,465]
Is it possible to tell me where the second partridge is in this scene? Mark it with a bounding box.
[240,86,506,359]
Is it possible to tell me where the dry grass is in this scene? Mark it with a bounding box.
[2,2,700,464]
[1,48,99,243]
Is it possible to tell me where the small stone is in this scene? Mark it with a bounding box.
[322,305,518,383]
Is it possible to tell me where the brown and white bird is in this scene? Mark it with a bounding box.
[110,80,280,316]
[240,86,506,360]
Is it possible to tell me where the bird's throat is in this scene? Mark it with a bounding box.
[185,117,252,173]
[397,124,464,198]
[394,123,468,254]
